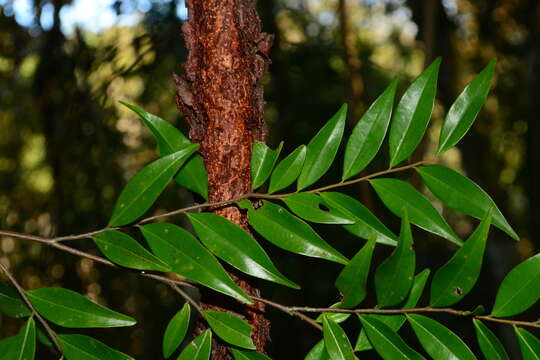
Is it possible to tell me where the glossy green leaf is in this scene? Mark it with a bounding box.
[251,141,283,190]
[305,340,330,360]
[407,314,477,360]
[315,302,350,324]
[268,145,306,194]
[108,144,199,226]
[389,58,441,167]
[298,104,347,190]
[281,193,355,224]
[246,201,348,264]
[203,310,255,349]
[322,315,355,360]
[515,327,540,360]
[320,192,397,246]
[473,319,509,360]
[491,253,540,317]
[335,235,376,308]
[93,230,170,272]
[343,79,397,180]
[375,212,416,307]
[141,223,252,304]
[58,334,133,360]
[163,303,191,358]
[0,282,31,318]
[120,101,208,199]
[370,178,462,246]
[177,330,212,360]
[5,317,35,360]
[438,60,495,154]
[417,165,518,240]
[359,315,425,360]
[188,213,299,289]
[27,288,136,328]
[230,349,272,360]
[430,214,491,307]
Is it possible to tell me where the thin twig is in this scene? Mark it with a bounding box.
[170,283,204,315]
[52,227,119,242]
[284,305,465,316]
[476,316,540,329]
[252,296,322,331]
[0,264,62,353]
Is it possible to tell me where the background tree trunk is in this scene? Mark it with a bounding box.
[174,0,273,358]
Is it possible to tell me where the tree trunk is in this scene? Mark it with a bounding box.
[174,0,273,358]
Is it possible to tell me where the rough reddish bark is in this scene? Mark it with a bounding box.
[174,0,273,357]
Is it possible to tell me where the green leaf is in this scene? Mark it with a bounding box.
[0,282,31,318]
[359,315,425,360]
[58,334,133,360]
[0,336,17,355]
[141,223,252,304]
[370,178,462,246]
[251,141,283,190]
[515,327,540,360]
[473,319,509,360]
[108,144,199,226]
[335,235,376,308]
[203,310,255,349]
[375,212,416,307]
[389,58,441,167]
[281,193,355,224]
[343,79,397,180]
[36,328,53,347]
[430,214,491,307]
[305,340,330,360]
[187,213,299,289]
[163,303,191,358]
[437,60,496,154]
[322,315,355,360]
[407,314,477,360]
[268,145,307,194]
[120,101,207,199]
[417,165,518,240]
[27,288,136,328]
[230,349,272,360]
[298,104,347,190]
[491,253,540,317]
[320,192,398,246]
[177,330,212,360]
[5,317,35,360]
[246,201,348,264]
[93,230,170,272]
[315,303,351,324]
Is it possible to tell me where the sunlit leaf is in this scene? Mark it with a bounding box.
[375,212,415,307]
[407,314,477,360]
[163,303,191,358]
[335,235,376,308]
[0,282,31,318]
[108,144,199,226]
[473,319,509,360]
[230,349,272,360]
[515,327,540,360]
[298,104,347,190]
[120,101,208,199]
[141,223,252,304]
[93,230,170,272]
[5,317,35,360]
[177,330,212,360]
[27,288,136,328]
[188,213,299,289]
[370,178,462,246]
[58,334,133,360]
[251,141,283,190]
[268,145,306,194]
[322,315,355,360]
[389,58,441,167]
[430,214,491,307]
[437,60,495,154]
[417,165,518,240]
[203,310,255,349]
[491,253,540,317]
[343,79,397,180]
[359,315,425,360]
[304,340,330,360]
[282,193,355,224]
[320,192,398,246]
[246,200,348,264]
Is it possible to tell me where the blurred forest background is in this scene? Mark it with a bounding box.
[0,0,538,358]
